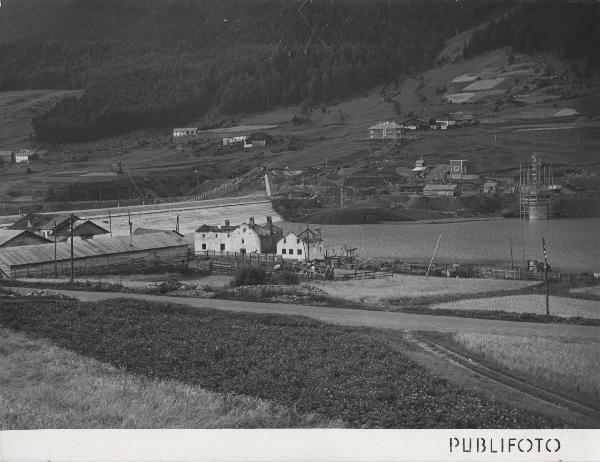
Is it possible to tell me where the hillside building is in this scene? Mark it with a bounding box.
[368,121,403,139]
[195,217,282,254]
[223,135,248,146]
[422,184,459,197]
[0,150,14,165]
[173,127,197,137]
[14,149,36,163]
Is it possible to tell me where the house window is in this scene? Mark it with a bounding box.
[227,234,230,238]
[215,234,218,238]
[243,228,246,233]
[297,249,302,255]
[220,243,225,251]
[296,239,300,244]
[288,249,293,255]
[202,234,206,238]
[283,238,286,243]
[201,243,206,250]
[282,249,286,254]
[241,239,245,244]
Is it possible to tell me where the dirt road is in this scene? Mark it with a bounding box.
[16,288,600,340]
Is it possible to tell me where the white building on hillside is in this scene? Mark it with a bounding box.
[223,136,248,146]
[195,217,282,254]
[368,121,403,139]
[173,128,197,137]
[276,228,327,261]
[14,149,36,163]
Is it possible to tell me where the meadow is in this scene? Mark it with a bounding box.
[0,297,564,428]
[449,332,600,404]
[0,328,337,429]
[432,295,600,320]
[313,276,538,305]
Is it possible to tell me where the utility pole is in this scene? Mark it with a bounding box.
[54,217,57,276]
[69,214,74,282]
[426,235,442,278]
[108,211,112,237]
[542,237,550,316]
[508,227,514,270]
[128,210,133,245]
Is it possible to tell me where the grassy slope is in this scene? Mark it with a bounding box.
[450,332,600,404]
[0,297,565,428]
[0,327,338,429]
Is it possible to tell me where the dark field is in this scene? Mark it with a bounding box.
[0,297,568,428]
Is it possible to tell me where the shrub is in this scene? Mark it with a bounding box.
[271,271,300,285]
[233,267,268,287]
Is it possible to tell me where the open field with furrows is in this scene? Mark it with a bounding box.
[0,297,566,428]
[448,333,600,404]
[432,295,600,319]
[313,276,538,305]
[0,328,339,429]
[1,45,599,211]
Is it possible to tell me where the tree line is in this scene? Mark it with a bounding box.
[463,0,600,77]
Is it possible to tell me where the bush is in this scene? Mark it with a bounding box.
[233,267,268,287]
[271,271,300,285]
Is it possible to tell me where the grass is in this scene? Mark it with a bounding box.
[431,295,600,320]
[0,328,338,429]
[448,332,600,404]
[0,297,565,428]
[314,276,539,305]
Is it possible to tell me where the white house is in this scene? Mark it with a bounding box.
[368,121,403,139]
[223,136,248,146]
[195,217,282,254]
[276,228,327,261]
[173,127,197,137]
[14,149,35,163]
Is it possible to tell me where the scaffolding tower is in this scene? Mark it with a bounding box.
[519,153,558,220]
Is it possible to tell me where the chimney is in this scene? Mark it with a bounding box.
[225,219,230,228]
[249,217,255,226]
[267,216,273,234]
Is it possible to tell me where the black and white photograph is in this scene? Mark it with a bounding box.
[0,0,599,460]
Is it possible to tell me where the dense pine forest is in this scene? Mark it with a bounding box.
[463,0,600,76]
[0,0,515,142]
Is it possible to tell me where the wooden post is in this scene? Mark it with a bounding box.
[543,237,550,316]
[70,213,75,282]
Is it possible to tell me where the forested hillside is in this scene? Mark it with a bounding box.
[463,0,600,76]
[0,0,512,142]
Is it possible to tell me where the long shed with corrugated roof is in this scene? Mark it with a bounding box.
[0,232,190,279]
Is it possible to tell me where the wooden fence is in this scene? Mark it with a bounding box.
[338,270,393,281]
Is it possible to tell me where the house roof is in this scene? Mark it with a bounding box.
[0,150,13,159]
[195,222,282,236]
[423,184,457,191]
[133,227,184,237]
[9,213,77,231]
[0,233,188,274]
[196,224,239,233]
[52,219,109,237]
[0,230,51,247]
[369,121,401,130]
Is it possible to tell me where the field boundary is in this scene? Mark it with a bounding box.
[409,332,600,425]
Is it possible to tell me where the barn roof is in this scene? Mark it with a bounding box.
[423,184,457,191]
[0,230,51,247]
[0,233,188,273]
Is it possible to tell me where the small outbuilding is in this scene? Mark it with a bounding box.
[277,228,326,261]
[422,184,459,197]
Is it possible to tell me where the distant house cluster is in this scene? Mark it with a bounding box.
[0,149,47,167]
[222,133,273,148]
[368,121,404,140]
[172,127,198,137]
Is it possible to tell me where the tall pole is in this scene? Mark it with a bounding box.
[521,215,526,270]
[108,211,113,237]
[54,217,57,276]
[543,237,550,316]
[508,227,514,270]
[425,235,442,278]
[128,210,133,245]
[70,213,74,282]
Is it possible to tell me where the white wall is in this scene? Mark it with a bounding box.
[276,233,327,261]
[195,223,261,254]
